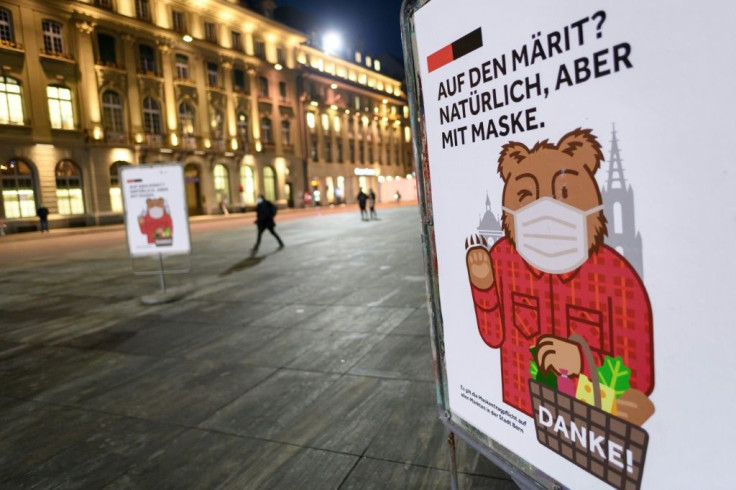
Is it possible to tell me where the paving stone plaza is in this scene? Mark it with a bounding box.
[0,206,518,489]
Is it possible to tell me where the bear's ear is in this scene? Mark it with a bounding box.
[497,141,530,182]
[557,128,604,175]
[146,198,153,206]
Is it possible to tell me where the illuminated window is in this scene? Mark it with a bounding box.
[260,117,272,144]
[333,115,341,133]
[355,51,361,63]
[102,91,125,139]
[365,56,372,67]
[240,165,255,204]
[0,76,24,125]
[231,31,242,51]
[109,161,128,212]
[204,21,217,43]
[254,40,266,60]
[263,165,276,201]
[358,73,367,85]
[172,10,186,34]
[206,62,219,87]
[325,139,332,161]
[47,86,74,129]
[135,0,151,22]
[211,108,224,140]
[55,160,84,215]
[1,159,36,218]
[237,112,249,150]
[42,20,64,55]
[258,76,268,97]
[0,8,14,43]
[175,54,189,79]
[178,102,195,135]
[97,33,117,66]
[276,82,286,102]
[142,97,162,135]
[213,164,230,203]
[310,135,318,160]
[281,120,291,145]
[404,126,411,143]
[321,113,329,132]
[233,68,248,93]
[306,111,315,129]
[139,44,157,74]
[374,60,381,71]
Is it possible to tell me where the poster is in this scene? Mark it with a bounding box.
[410,0,736,488]
[120,164,191,257]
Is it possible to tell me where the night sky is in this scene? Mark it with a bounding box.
[276,0,406,60]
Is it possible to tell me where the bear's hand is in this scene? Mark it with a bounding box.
[465,235,494,290]
[536,335,582,376]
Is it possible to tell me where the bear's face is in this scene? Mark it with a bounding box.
[146,198,166,219]
[498,129,607,256]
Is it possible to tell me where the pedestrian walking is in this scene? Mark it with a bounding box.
[368,188,378,220]
[36,206,49,233]
[357,189,368,220]
[252,195,284,252]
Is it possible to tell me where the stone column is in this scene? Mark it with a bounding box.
[247,67,260,148]
[75,21,102,137]
[156,39,177,144]
[221,58,237,150]
[121,34,143,139]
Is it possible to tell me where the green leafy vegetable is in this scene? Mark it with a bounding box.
[529,346,557,389]
[530,360,539,379]
[596,356,631,397]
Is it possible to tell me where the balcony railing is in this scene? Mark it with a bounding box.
[0,39,23,51]
[211,139,226,152]
[145,134,162,146]
[105,132,127,144]
[181,135,197,149]
[40,49,74,61]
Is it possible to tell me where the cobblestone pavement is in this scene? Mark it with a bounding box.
[0,205,517,489]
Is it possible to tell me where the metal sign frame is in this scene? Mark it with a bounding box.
[120,163,193,298]
[400,1,560,488]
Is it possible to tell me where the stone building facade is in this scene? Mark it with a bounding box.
[0,0,412,232]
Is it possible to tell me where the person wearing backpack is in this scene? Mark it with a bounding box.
[252,194,284,252]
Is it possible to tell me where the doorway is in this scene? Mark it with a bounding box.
[184,164,203,216]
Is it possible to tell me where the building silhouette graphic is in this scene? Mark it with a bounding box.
[476,193,504,244]
[601,124,644,277]
[476,124,644,277]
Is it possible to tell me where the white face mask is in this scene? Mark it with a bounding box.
[503,197,603,274]
[149,206,164,219]
[257,197,264,204]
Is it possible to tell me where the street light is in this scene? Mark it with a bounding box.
[322,32,342,55]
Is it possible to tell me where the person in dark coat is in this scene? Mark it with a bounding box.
[357,189,368,220]
[252,195,284,252]
[36,206,49,233]
[368,189,377,220]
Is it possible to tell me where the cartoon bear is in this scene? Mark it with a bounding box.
[465,128,654,424]
[138,197,173,245]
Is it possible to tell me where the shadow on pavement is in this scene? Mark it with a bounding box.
[219,249,281,277]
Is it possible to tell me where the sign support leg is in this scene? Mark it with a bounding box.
[448,431,459,490]
[158,253,167,293]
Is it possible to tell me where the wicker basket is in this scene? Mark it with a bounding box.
[529,335,649,489]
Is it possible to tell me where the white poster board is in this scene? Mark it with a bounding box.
[408,0,736,488]
[120,164,191,257]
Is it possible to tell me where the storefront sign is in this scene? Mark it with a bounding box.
[405,0,736,488]
[120,164,191,257]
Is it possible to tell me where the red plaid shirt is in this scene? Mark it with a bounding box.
[471,238,653,416]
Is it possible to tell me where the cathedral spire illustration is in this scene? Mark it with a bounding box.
[601,124,644,277]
